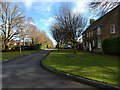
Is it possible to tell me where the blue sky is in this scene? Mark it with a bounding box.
[11,0,98,45]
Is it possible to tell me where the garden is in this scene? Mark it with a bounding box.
[43,50,119,87]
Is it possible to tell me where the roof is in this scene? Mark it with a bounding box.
[82,5,120,34]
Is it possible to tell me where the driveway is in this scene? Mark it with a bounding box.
[2,50,96,88]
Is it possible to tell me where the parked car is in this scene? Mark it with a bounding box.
[64,45,72,49]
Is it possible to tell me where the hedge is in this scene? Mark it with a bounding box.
[13,44,41,51]
[102,37,120,54]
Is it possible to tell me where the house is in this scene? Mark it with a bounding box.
[82,5,120,53]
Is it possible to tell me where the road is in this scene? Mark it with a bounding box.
[2,50,96,88]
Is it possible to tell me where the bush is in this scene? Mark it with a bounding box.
[102,37,120,54]
[41,44,47,50]
[31,44,41,50]
[12,44,41,51]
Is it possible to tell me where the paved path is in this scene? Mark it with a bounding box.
[2,50,96,88]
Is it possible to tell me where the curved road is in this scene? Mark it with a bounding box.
[2,50,96,88]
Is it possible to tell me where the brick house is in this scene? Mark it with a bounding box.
[82,5,120,53]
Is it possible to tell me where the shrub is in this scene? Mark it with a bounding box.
[12,44,41,51]
[102,37,120,54]
[41,44,47,50]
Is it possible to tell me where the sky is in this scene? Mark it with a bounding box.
[10,0,99,45]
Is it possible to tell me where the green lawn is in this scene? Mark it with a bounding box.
[0,50,41,61]
[44,50,119,86]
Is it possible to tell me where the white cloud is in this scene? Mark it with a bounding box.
[34,6,51,12]
[30,22,36,25]
[10,0,77,2]
[40,17,55,26]
[34,3,54,12]
[24,0,33,9]
[73,0,89,14]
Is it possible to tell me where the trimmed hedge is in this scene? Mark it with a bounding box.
[102,37,120,54]
[13,44,41,51]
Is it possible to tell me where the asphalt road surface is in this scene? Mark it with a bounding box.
[2,50,96,88]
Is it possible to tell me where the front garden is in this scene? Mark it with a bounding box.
[44,50,119,87]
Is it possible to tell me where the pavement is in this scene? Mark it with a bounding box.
[2,50,96,88]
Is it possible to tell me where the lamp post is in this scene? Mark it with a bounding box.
[19,34,23,53]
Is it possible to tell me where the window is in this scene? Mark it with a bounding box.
[97,27,101,35]
[86,41,88,47]
[87,32,89,37]
[97,39,101,48]
[110,24,115,33]
[91,31,93,37]
[89,32,91,37]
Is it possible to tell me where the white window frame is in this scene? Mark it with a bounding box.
[110,24,116,33]
[97,39,101,48]
[97,27,101,35]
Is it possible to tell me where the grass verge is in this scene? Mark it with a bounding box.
[0,50,41,61]
[43,49,119,86]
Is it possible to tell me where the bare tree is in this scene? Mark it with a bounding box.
[22,17,40,45]
[89,0,120,16]
[36,31,47,44]
[0,2,24,51]
[27,24,40,45]
[45,37,53,48]
[51,23,64,52]
[55,4,86,53]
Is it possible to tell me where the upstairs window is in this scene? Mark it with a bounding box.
[110,24,115,33]
[97,27,101,35]
[91,31,93,37]
[89,32,91,37]
[87,32,89,37]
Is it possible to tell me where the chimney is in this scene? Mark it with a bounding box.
[90,19,95,25]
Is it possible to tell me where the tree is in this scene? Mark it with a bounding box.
[54,4,86,53]
[45,37,53,48]
[0,2,24,51]
[22,17,40,45]
[36,31,45,44]
[27,24,40,45]
[24,17,52,46]
[89,0,120,16]
[51,23,63,52]
[36,31,52,44]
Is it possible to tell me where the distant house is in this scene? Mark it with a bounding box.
[82,5,120,53]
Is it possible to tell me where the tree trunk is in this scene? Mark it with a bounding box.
[57,42,60,52]
[4,41,9,51]
[73,43,77,54]
[31,39,34,45]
